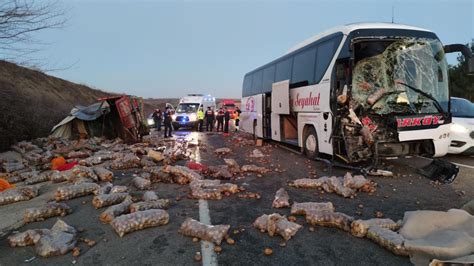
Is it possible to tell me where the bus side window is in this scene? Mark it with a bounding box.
[275,57,292,83]
[315,40,337,83]
[263,65,276,93]
[252,70,263,95]
[292,47,316,86]
[243,74,253,97]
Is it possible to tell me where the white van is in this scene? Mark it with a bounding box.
[172,94,216,130]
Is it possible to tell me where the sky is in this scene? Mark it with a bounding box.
[31,0,473,99]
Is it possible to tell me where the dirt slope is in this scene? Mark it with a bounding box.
[0,60,111,151]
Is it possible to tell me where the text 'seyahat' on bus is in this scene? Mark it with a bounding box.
[240,23,474,168]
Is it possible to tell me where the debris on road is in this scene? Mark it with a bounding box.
[142,191,159,201]
[249,149,264,158]
[24,171,53,185]
[366,226,408,256]
[189,179,238,200]
[179,218,230,245]
[54,183,100,201]
[132,176,151,190]
[8,219,77,257]
[272,188,290,208]
[111,154,141,170]
[253,213,302,241]
[368,169,394,177]
[93,167,114,182]
[110,185,128,194]
[194,251,202,262]
[264,247,273,256]
[204,165,233,179]
[110,209,169,237]
[98,182,113,195]
[99,197,133,223]
[24,202,72,223]
[350,218,401,238]
[223,159,240,173]
[237,192,261,199]
[162,165,203,184]
[0,186,39,206]
[290,202,335,215]
[289,173,375,197]
[214,147,232,156]
[241,165,269,174]
[0,177,15,191]
[305,211,354,232]
[129,199,171,212]
[147,150,165,162]
[92,193,130,209]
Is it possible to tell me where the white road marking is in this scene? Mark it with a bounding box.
[194,131,218,266]
[199,200,217,266]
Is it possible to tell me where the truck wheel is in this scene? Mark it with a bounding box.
[303,127,319,159]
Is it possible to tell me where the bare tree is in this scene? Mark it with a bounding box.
[0,0,67,68]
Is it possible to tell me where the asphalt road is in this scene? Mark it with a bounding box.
[0,129,472,266]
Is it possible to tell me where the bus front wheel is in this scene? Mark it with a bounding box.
[303,127,319,160]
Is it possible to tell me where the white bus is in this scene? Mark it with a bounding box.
[241,23,474,163]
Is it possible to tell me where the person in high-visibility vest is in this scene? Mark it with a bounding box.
[197,107,204,132]
[234,106,241,132]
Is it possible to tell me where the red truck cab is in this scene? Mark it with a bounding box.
[221,99,236,117]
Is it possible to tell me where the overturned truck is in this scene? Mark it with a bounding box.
[240,23,474,168]
[51,95,149,142]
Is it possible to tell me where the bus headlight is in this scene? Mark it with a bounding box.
[451,124,468,133]
[172,114,177,121]
[147,118,155,126]
[189,113,197,121]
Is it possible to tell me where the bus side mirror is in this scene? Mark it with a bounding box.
[444,44,474,75]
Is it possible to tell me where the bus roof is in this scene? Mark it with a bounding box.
[285,22,432,55]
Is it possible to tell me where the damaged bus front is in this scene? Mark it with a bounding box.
[334,29,455,163]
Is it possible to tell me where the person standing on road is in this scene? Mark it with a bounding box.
[216,107,224,132]
[234,106,241,132]
[204,106,215,132]
[197,107,204,132]
[224,107,231,133]
[163,106,173,138]
[152,109,162,131]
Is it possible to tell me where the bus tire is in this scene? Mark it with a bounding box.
[303,126,319,160]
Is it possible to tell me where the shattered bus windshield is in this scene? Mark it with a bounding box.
[352,38,449,115]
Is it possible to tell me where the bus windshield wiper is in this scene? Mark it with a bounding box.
[395,81,446,115]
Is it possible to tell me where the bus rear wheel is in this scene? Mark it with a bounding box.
[303,127,319,160]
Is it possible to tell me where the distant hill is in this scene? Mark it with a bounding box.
[0,60,241,151]
[0,60,112,151]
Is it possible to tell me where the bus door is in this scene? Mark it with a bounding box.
[271,80,291,142]
[263,93,272,139]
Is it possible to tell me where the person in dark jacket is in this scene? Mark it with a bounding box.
[152,109,162,131]
[163,106,173,138]
[204,106,215,132]
[216,108,224,132]
[224,107,231,133]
